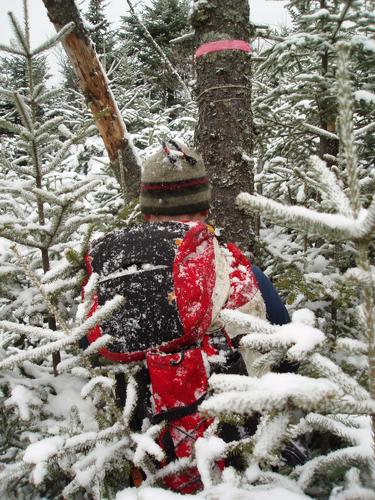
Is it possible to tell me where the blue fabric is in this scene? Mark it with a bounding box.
[252,265,290,326]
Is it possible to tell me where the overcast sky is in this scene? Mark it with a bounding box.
[0,0,290,84]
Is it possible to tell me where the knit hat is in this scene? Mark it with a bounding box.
[140,140,211,215]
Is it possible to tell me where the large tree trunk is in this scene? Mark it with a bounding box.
[191,0,254,249]
[42,0,141,201]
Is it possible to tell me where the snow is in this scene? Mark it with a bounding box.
[220,309,275,337]
[116,485,310,499]
[240,321,326,360]
[31,461,48,485]
[5,384,42,420]
[45,373,98,432]
[100,264,168,282]
[117,487,196,499]
[354,90,375,105]
[23,435,65,464]
[80,376,115,398]
[291,308,316,326]
[65,432,97,449]
[195,435,226,488]
[305,255,328,273]
[1,1,374,496]
[237,193,362,239]
[132,429,165,465]
[202,372,338,414]
[352,35,375,53]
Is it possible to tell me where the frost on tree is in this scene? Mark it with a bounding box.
[225,42,375,497]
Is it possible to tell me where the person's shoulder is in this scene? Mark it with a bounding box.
[251,266,290,325]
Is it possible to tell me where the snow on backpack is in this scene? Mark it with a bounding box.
[82,221,262,494]
[83,221,227,362]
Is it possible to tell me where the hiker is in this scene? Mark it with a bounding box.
[83,140,293,493]
[139,140,290,330]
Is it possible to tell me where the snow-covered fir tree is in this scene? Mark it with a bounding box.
[0,0,374,499]
[0,4,129,496]
[209,40,375,498]
[0,3,195,497]
[252,0,375,346]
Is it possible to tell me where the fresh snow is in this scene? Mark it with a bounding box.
[23,435,65,464]
[202,372,338,414]
[116,485,310,499]
[354,90,375,105]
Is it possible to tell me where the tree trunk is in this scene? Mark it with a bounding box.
[191,0,254,250]
[319,48,339,165]
[42,0,141,201]
[318,1,339,166]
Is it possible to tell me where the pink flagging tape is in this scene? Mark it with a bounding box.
[195,40,252,59]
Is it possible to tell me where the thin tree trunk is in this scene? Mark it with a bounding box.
[191,0,255,250]
[26,41,61,376]
[319,1,339,165]
[42,0,141,201]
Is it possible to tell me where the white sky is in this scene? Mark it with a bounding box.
[0,0,290,84]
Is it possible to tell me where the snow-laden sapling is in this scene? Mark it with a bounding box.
[199,42,375,498]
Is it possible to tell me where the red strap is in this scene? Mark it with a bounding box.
[195,39,252,59]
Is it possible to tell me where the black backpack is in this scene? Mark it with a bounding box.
[83,221,217,362]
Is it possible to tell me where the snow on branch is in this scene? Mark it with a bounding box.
[122,375,138,428]
[309,353,370,401]
[236,192,360,240]
[220,309,275,337]
[201,373,339,416]
[76,273,99,324]
[221,307,325,360]
[252,414,289,463]
[80,376,115,399]
[297,444,372,491]
[0,295,124,371]
[131,424,164,466]
[240,321,326,361]
[303,123,338,141]
[336,42,361,218]
[336,337,368,355]
[358,195,375,238]
[308,156,353,216]
[0,321,64,341]
[195,436,226,488]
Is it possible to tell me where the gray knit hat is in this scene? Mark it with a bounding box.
[140,140,211,215]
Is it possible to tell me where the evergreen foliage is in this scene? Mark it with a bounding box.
[86,0,116,63]
[120,0,193,106]
[228,29,375,499]
[252,0,375,350]
[0,0,374,498]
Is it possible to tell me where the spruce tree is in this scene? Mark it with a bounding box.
[0,4,118,494]
[208,40,375,498]
[85,0,116,71]
[121,0,192,107]
[252,0,375,343]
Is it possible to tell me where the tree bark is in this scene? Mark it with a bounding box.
[42,0,141,201]
[191,0,255,249]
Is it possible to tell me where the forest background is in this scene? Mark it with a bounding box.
[0,0,374,499]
